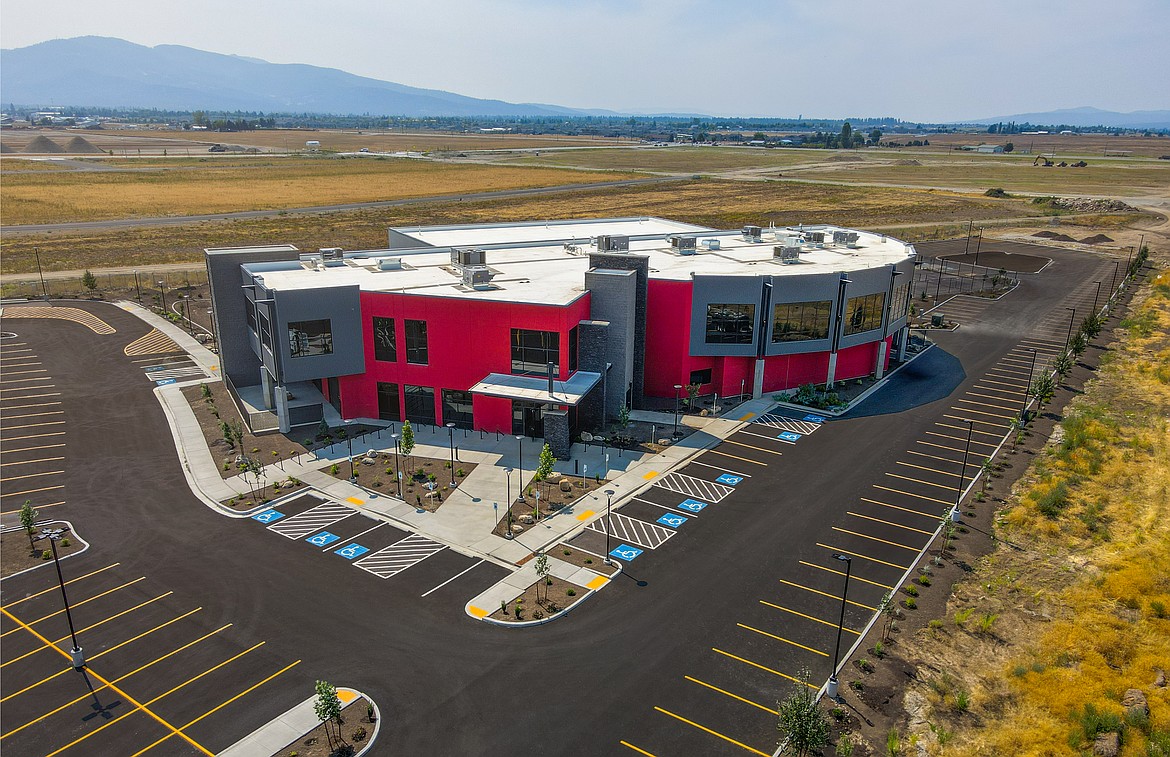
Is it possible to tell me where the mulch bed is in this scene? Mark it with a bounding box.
[182,382,310,480]
[319,453,476,512]
[489,575,583,623]
[492,475,612,538]
[272,697,373,757]
[553,543,620,576]
[1,527,82,579]
[220,478,311,511]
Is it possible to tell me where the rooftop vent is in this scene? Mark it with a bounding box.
[742,225,763,242]
[668,234,698,255]
[774,245,802,264]
[806,231,825,246]
[451,247,486,269]
[702,238,721,250]
[462,265,495,290]
[377,257,403,270]
[596,234,630,252]
[319,247,344,260]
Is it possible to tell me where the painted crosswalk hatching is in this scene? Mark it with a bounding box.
[355,534,445,578]
[146,364,207,381]
[754,414,821,436]
[586,512,675,550]
[654,472,735,503]
[267,502,355,539]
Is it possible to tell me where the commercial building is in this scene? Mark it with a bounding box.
[206,217,916,455]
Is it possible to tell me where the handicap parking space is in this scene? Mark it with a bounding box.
[655,470,737,502]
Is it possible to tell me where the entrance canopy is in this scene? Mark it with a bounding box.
[470,371,601,406]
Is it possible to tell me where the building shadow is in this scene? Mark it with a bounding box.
[844,346,967,418]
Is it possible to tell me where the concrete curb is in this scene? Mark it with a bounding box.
[219,686,381,757]
[470,560,624,628]
[0,520,91,583]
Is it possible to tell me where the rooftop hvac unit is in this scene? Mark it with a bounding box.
[298,252,324,263]
[774,246,802,264]
[668,234,698,254]
[702,238,721,250]
[319,247,344,260]
[450,247,486,268]
[832,231,849,245]
[377,257,403,270]
[806,231,825,245]
[462,265,495,289]
[596,234,630,252]
[742,225,762,242]
[844,232,860,248]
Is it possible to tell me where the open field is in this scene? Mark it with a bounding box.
[0,127,632,155]
[0,158,637,225]
[0,179,1062,276]
[908,131,1170,159]
[493,145,824,172]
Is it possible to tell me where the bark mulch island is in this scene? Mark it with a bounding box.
[1,527,81,579]
[220,477,310,511]
[492,474,610,538]
[320,453,476,512]
[274,697,374,757]
[489,575,584,623]
[554,543,620,576]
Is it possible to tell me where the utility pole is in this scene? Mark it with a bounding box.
[34,247,48,299]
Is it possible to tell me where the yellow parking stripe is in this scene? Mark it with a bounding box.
[885,472,956,491]
[941,415,1007,430]
[777,579,876,611]
[969,389,1022,401]
[832,526,920,553]
[956,397,1017,412]
[738,621,830,655]
[620,741,660,756]
[0,401,62,411]
[685,676,779,714]
[860,497,938,520]
[128,660,302,757]
[906,449,964,465]
[979,377,1027,389]
[0,443,65,455]
[124,329,181,356]
[925,431,998,448]
[816,543,910,570]
[712,649,820,690]
[0,410,65,420]
[847,511,933,535]
[725,439,784,456]
[0,456,65,467]
[654,706,771,756]
[1,421,66,431]
[917,440,966,454]
[1,563,119,609]
[0,392,61,401]
[0,469,63,483]
[1,500,65,515]
[1,484,65,499]
[896,460,956,477]
[0,577,146,637]
[799,560,894,590]
[873,484,955,505]
[948,406,1015,421]
[0,369,48,377]
[707,448,767,466]
[759,600,861,633]
[2,306,115,335]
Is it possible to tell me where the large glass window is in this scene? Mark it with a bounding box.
[690,368,712,385]
[258,311,272,351]
[890,281,911,321]
[845,292,886,335]
[772,300,832,342]
[404,384,436,425]
[442,389,474,429]
[376,382,401,422]
[373,317,396,362]
[288,319,332,357]
[705,303,755,344]
[405,319,428,365]
[511,329,560,376]
[568,325,579,374]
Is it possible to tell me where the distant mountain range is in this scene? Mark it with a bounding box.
[0,36,617,118]
[965,106,1170,130]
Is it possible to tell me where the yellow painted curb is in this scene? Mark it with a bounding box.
[643,470,659,480]
[575,509,595,521]
[586,575,609,591]
[338,688,359,704]
[346,497,364,506]
[468,605,488,618]
[739,412,756,421]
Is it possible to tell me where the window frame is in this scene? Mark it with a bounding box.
[844,292,886,336]
[287,318,333,358]
[704,303,756,345]
[404,319,428,365]
[772,300,832,342]
[372,316,397,363]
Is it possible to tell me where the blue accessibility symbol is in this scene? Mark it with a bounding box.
[778,431,802,442]
[334,543,370,560]
[155,378,177,386]
[715,473,744,486]
[803,414,826,423]
[609,544,643,562]
[306,531,341,547]
[252,509,284,524]
[656,513,688,528]
[677,498,708,513]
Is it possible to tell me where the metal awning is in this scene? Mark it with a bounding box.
[470,371,601,406]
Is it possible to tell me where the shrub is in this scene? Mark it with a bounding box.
[329,463,340,476]
[905,585,919,597]
[566,588,576,596]
[873,641,885,658]
[904,597,917,609]
[1012,664,1028,677]
[917,576,932,587]
[836,734,855,756]
[1150,600,1167,619]
[1071,703,1123,747]
[42,550,52,560]
[60,538,71,548]
[953,690,970,712]
[976,613,998,634]
[251,447,260,453]
[849,680,864,691]
[929,619,944,630]
[352,726,367,742]
[584,558,592,564]
[201,383,213,400]
[954,608,974,627]
[563,549,571,556]
[456,468,466,477]
[858,658,874,673]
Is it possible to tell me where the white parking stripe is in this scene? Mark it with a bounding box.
[321,522,384,551]
[655,472,735,503]
[755,413,821,435]
[421,559,485,597]
[355,534,445,579]
[688,460,752,478]
[631,496,700,518]
[587,512,676,550]
[268,502,354,539]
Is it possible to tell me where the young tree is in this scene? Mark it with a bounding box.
[616,404,631,432]
[685,382,701,409]
[840,121,853,149]
[879,590,898,641]
[400,419,415,469]
[869,128,882,146]
[980,458,994,492]
[1052,351,1073,379]
[241,456,265,502]
[81,270,97,291]
[313,680,345,751]
[220,420,235,449]
[19,500,38,553]
[536,442,556,500]
[776,668,829,756]
[1032,374,1056,406]
[534,552,550,603]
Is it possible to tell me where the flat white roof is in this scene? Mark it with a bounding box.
[247,218,915,306]
[391,217,709,249]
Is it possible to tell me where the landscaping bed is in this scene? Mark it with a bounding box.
[492,474,610,538]
[554,543,620,576]
[489,575,583,623]
[220,476,310,511]
[1,526,81,578]
[273,696,374,757]
[320,453,475,512]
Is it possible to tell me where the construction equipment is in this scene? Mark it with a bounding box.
[1033,155,1054,167]
[1070,160,1088,168]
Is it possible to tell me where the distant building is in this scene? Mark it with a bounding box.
[976,144,1005,153]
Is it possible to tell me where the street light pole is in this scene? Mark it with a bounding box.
[954,419,974,523]
[603,489,616,564]
[1064,307,1077,351]
[390,433,402,499]
[673,384,682,438]
[34,247,48,300]
[827,553,852,702]
[134,270,143,301]
[157,280,167,312]
[515,436,523,500]
[183,295,194,336]
[1021,349,1038,421]
[446,422,457,486]
[45,527,85,669]
[1109,261,1120,303]
[973,227,984,266]
[1091,281,1102,315]
[345,420,355,482]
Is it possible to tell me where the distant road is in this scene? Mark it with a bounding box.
[1,177,680,235]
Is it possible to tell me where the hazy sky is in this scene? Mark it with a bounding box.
[2,0,1166,121]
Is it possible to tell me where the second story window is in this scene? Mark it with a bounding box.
[511,329,559,376]
[405,319,428,364]
[373,317,396,362]
[288,319,333,357]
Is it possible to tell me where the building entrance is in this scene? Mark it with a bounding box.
[512,400,545,438]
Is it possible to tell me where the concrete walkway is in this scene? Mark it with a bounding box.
[219,686,379,757]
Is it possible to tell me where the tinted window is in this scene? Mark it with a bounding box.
[845,293,886,335]
[404,384,436,424]
[288,319,332,357]
[511,329,560,376]
[373,317,396,362]
[705,303,755,344]
[772,300,832,342]
[689,368,712,385]
[442,389,474,429]
[376,382,401,422]
[405,320,428,365]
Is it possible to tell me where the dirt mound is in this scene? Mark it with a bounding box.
[826,154,865,162]
[0,142,15,153]
[1079,234,1114,244]
[22,135,66,153]
[65,136,104,154]
[894,159,921,166]
[1033,231,1077,242]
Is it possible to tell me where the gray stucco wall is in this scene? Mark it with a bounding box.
[584,269,636,421]
[575,320,609,431]
[588,252,648,408]
[270,285,366,384]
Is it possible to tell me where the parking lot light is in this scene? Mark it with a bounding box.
[515,436,524,500]
[157,280,167,312]
[44,527,85,670]
[954,419,974,524]
[1021,349,1038,421]
[603,489,616,565]
[827,553,852,702]
[673,384,683,438]
[1064,306,1077,350]
[390,433,402,499]
[345,420,356,483]
[446,422,457,486]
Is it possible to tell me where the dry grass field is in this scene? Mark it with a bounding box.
[0,179,1052,276]
[914,131,1170,159]
[494,145,821,172]
[0,158,637,225]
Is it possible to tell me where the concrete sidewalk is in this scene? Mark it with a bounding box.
[219,686,378,757]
